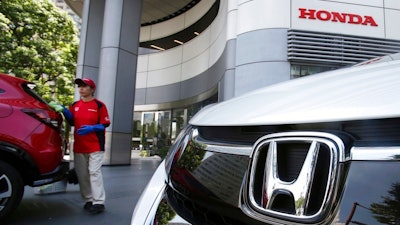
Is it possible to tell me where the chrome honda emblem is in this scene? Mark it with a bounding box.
[243,132,345,223]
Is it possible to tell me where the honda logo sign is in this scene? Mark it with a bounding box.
[243,132,345,223]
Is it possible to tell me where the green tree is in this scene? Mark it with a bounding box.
[0,0,78,105]
[177,141,206,171]
[155,199,176,225]
[370,182,400,225]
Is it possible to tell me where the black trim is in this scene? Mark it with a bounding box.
[0,142,39,179]
[32,161,69,186]
[140,0,220,50]
[0,142,69,186]
[197,117,400,147]
[141,0,202,26]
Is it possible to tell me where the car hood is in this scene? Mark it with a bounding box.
[190,59,400,126]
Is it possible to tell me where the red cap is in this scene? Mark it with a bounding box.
[74,78,96,89]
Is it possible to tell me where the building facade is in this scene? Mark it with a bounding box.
[68,0,400,164]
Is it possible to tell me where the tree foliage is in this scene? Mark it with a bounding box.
[370,182,400,225]
[155,199,176,225]
[0,0,78,105]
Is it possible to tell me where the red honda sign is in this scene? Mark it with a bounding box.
[299,8,378,27]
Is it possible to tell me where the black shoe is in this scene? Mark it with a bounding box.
[89,204,105,214]
[83,202,92,211]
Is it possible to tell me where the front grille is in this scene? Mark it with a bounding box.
[170,124,400,224]
[197,118,400,147]
[166,187,245,225]
[276,142,309,182]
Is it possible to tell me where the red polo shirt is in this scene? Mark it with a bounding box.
[70,99,110,153]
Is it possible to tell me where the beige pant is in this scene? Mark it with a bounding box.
[74,151,105,205]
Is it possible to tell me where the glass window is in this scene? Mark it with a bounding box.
[171,108,187,141]
[132,93,218,157]
[291,65,338,79]
[132,112,142,150]
[142,112,156,150]
[154,111,171,157]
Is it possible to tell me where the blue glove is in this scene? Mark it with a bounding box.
[77,124,105,135]
[62,108,73,124]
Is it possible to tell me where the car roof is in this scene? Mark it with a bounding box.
[190,53,400,126]
[0,73,37,101]
[0,73,29,82]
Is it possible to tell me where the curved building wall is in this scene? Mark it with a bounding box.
[135,0,400,111]
[135,0,293,110]
[135,0,231,111]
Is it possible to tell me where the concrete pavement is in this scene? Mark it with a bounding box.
[2,150,162,225]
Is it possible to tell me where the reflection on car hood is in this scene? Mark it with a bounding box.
[190,59,400,126]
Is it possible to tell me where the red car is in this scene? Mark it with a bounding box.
[0,73,69,219]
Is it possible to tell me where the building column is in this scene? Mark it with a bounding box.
[98,0,142,165]
[77,0,142,165]
[75,0,105,100]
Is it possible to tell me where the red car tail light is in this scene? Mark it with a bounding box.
[21,108,61,130]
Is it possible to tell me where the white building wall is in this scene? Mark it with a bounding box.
[235,0,290,34]
[385,8,400,39]
[135,0,400,106]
